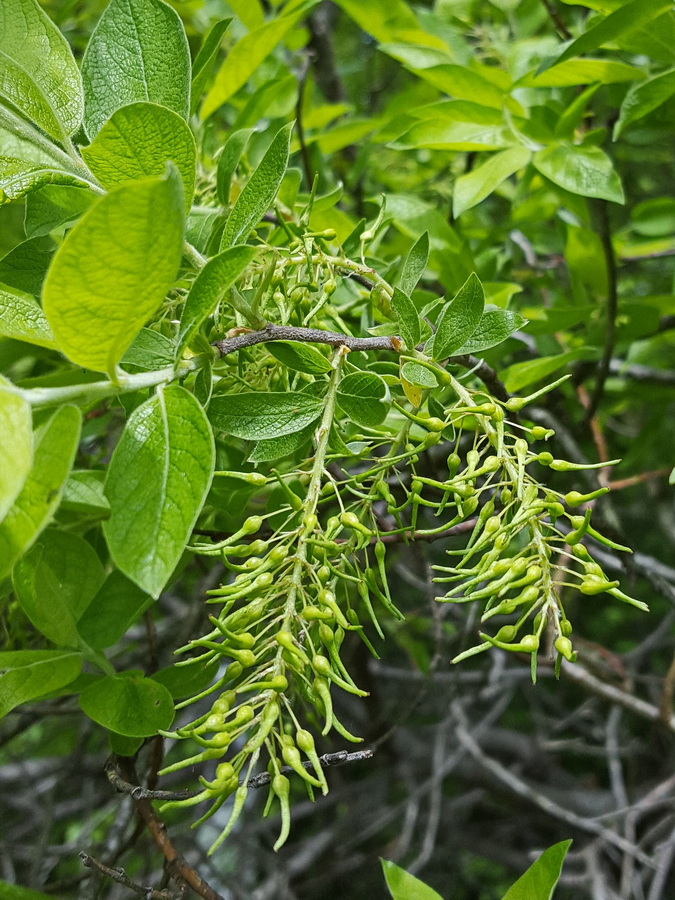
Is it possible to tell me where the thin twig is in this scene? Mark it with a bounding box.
[539,0,573,39]
[80,852,181,899]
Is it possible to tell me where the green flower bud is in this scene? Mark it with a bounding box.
[242,516,263,535]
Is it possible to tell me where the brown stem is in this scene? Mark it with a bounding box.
[80,853,180,899]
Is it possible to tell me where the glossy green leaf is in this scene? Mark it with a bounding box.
[453,147,531,217]
[201,3,319,119]
[209,391,324,440]
[400,361,438,388]
[79,672,174,736]
[0,239,52,296]
[13,530,105,646]
[502,840,572,900]
[432,273,485,360]
[0,387,32,522]
[533,144,624,204]
[81,102,196,210]
[391,287,422,351]
[399,231,429,297]
[177,245,259,358]
[337,371,389,427]
[152,660,216,700]
[190,18,233,115]
[538,0,672,73]
[216,127,254,204]
[455,310,528,354]
[0,405,81,581]
[0,155,89,200]
[249,421,316,463]
[614,68,675,139]
[0,650,82,719]
[81,0,190,139]
[381,859,443,900]
[266,341,332,374]
[43,167,185,375]
[77,570,153,650]
[0,0,83,140]
[0,287,54,348]
[24,184,94,239]
[103,385,215,598]
[220,122,293,249]
[502,349,590,393]
[61,470,110,516]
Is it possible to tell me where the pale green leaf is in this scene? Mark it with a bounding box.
[43,167,185,376]
[81,0,190,139]
[0,0,83,139]
[61,470,110,515]
[201,3,320,119]
[220,122,293,249]
[391,120,513,151]
[216,127,254,204]
[399,231,429,297]
[190,19,233,115]
[0,405,81,581]
[121,328,175,373]
[0,387,32,522]
[455,309,528,354]
[533,143,624,204]
[0,650,82,719]
[520,59,644,87]
[502,349,590,393]
[79,673,174,736]
[400,361,438,388]
[103,385,215,598]
[0,155,90,200]
[266,341,332,375]
[432,273,485,360]
[538,0,672,73]
[454,147,531,217]
[337,371,389,427]
[391,287,422,351]
[13,530,105,646]
[502,840,572,900]
[227,0,265,29]
[177,245,259,358]
[81,102,196,210]
[333,0,443,46]
[614,68,675,139]
[381,859,443,900]
[209,391,324,440]
[0,286,55,348]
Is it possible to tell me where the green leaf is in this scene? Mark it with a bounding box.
[334,0,430,44]
[538,0,672,74]
[0,239,53,296]
[190,18,233,115]
[614,68,675,139]
[533,143,624,204]
[216,127,254,204]
[221,122,293,249]
[453,147,531,217]
[43,167,185,376]
[0,650,82,719]
[266,341,332,374]
[81,102,196,210]
[60,470,110,516]
[502,349,590,393]
[0,286,56,348]
[520,59,643,88]
[0,0,83,140]
[77,570,153,650]
[502,840,572,900]
[249,421,316,463]
[152,659,216,700]
[381,859,443,900]
[455,309,528,354]
[400,361,438,388]
[337,371,389,427]
[0,155,89,201]
[103,385,215,598]
[24,184,94,239]
[81,0,190,139]
[399,231,429,297]
[177,245,259,358]
[391,287,422,351]
[391,119,513,151]
[210,391,324,440]
[13,530,105,646]
[432,273,485,360]
[79,672,174,736]
[0,387,32,522]
[0,405,81,581]
[121,328,176,373]
[201,3,319,119]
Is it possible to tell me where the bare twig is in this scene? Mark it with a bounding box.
[215,323,398,357]
[538,0,573,39]
[80,852,181,899]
